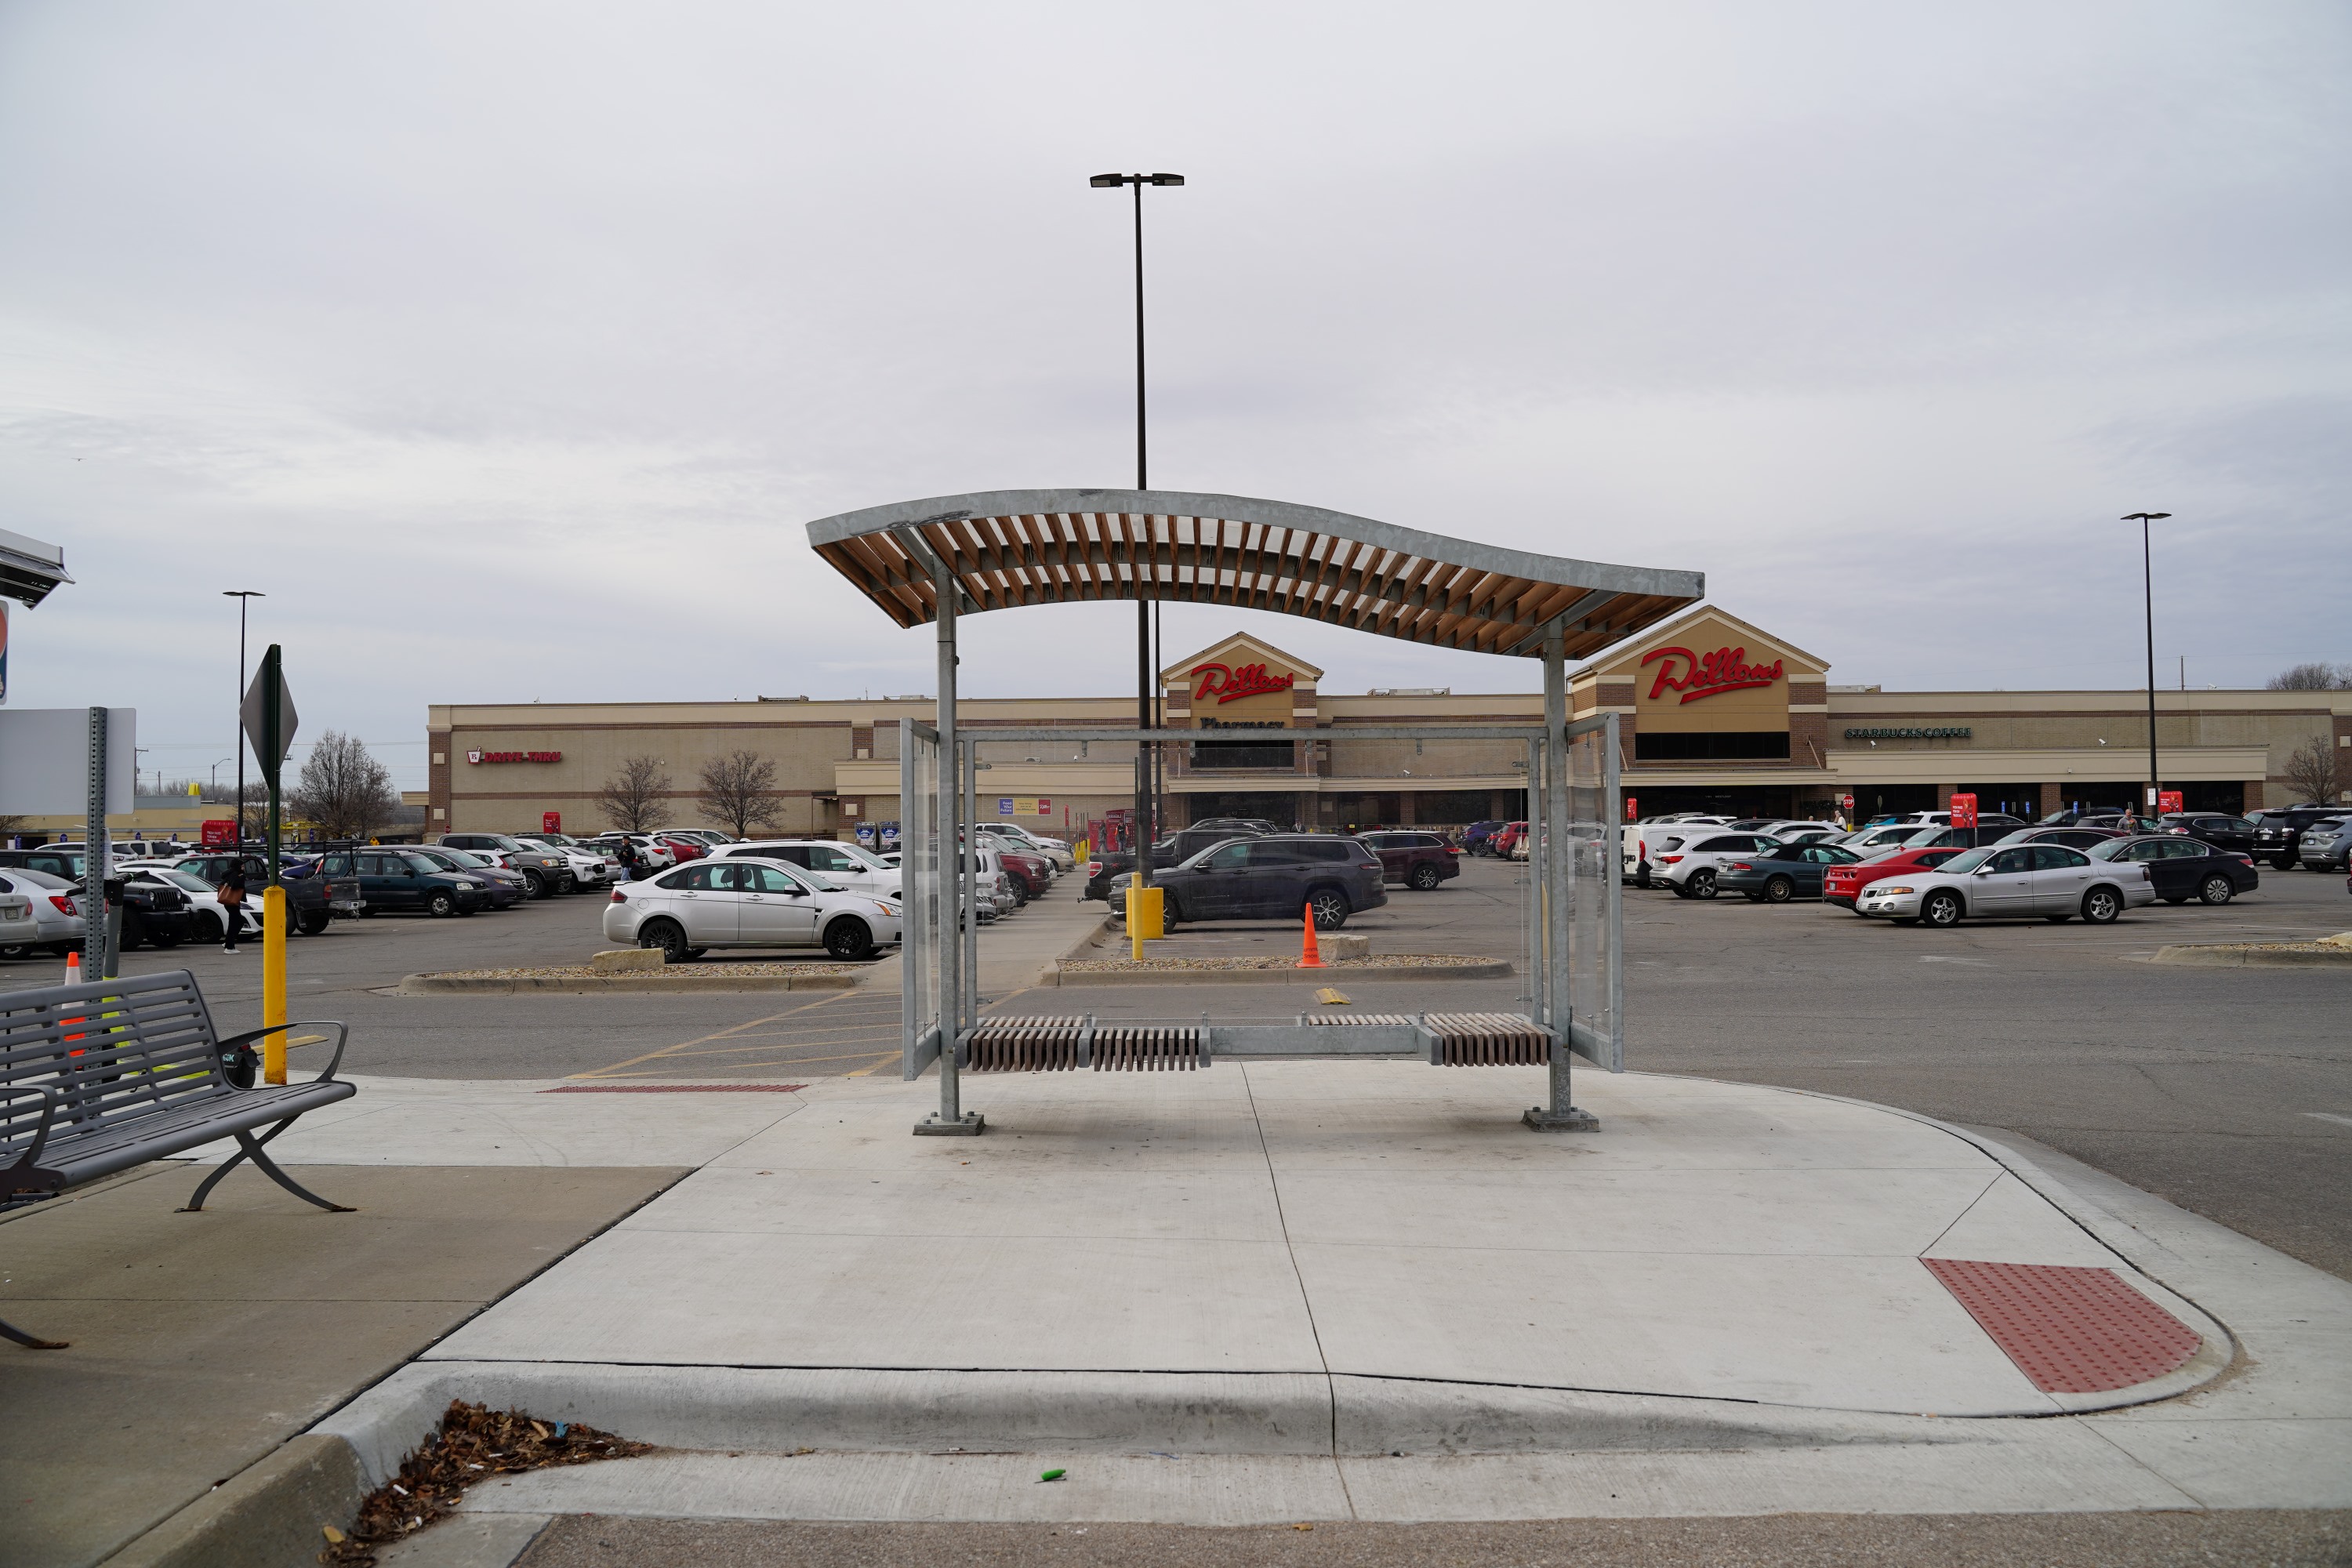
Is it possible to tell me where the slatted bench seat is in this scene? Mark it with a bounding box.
[960,1012,1554,1072]
[2,968,357,1350]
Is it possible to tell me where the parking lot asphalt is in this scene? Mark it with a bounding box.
[8,856,2348,1276]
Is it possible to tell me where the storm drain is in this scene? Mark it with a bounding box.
[1923,1258,2203,1393]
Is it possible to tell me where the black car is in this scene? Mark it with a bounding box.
[1714,841,1863,902]
[314,848,489,916]
[2252,806,2347,870]
[1151,834,1389,930]
[1086,825,1266,902]
[94,874,196,949]
[2160,813,2259,855]
[2294,815,2352,873]
[405,845,529,908]
[2089,836,2260,905]
[1357,831,1461,890]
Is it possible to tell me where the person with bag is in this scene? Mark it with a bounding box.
[217,858,248,953]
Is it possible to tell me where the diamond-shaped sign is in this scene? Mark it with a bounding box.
[240,653,298,775]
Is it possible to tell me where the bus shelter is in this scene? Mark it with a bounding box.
[806,488,1703,1134]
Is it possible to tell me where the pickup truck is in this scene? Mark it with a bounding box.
[171,851,361,934]
[1083,824,1267,902]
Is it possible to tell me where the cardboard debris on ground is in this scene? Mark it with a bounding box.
[321,1399,650,1566]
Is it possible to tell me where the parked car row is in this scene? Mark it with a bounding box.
[1619,804,2292,927]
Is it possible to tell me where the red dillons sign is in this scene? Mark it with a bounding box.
[1190,662,1295,705]
[1640,645,1786,705]
[466,750,564,764]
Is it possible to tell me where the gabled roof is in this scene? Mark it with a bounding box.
[1581,604,1832,679]
[805,488,1703,661]
[1163,631,1323,684]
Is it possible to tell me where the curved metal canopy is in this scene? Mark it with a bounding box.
[806,488,1702,659]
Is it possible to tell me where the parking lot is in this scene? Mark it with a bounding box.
[7,853,2349,1278]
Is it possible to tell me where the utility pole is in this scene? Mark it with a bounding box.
[2122,514,2169,817]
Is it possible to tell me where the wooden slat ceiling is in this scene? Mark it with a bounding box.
[808,493,1702,660]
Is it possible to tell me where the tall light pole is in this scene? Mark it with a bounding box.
[1091,171,1183,882]
[2122,514,2169,818]
[224,590,264,844]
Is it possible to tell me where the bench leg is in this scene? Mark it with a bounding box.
[183,1126,354,1214]
[0,1314,68,1351]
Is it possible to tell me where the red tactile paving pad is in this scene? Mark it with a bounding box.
[1924,1258,2202,1393]
[539,1083,808,1094]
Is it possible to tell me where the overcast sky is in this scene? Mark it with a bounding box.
[2,2,2347,789]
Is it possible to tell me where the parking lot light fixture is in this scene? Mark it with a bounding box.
[2122,514,2171,815]
[1089,169,1185,888]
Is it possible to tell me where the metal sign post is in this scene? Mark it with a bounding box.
[240,647,298,1081]
[84,707,113,978]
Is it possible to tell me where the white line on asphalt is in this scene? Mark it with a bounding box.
[2305,1112,2352,1129]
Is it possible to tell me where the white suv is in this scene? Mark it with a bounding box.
[1624,817,1733,887]
[1659,830,1782,899]
[711,839,901,900]
[517,834,621,889]
[976,822,1074,873]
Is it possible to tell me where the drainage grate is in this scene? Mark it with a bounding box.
[1923,1258,2203,1393]
[542,1083,810,1094]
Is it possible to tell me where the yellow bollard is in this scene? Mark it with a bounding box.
[262,885,288,1084]
[1124,874,1163,960]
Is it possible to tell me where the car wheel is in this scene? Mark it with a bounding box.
[1669,880,1696,899]
[298,909,332,935]
[1306,887,1350,931]
[823,918,875,961]
[1689,869,1719,899]
[1921,891,1962,927]
[1764,876,1795,904]
[2198,874,2234,906]
[2274,855,2297,871]
[638,919,690,964]
[426,890,458,918]
[194,912,224,943]
[1408,863,1443,891]
[2082,887,2123,924]
[555,870,575,895]
[522,871,550,900]
[148,926,183,949]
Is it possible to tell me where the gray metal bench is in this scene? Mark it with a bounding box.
[1,968,357,1349]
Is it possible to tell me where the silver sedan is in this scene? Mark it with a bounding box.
[1856,843,2157,926]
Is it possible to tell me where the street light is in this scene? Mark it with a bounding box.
[2121,514,2170,818]
[212,757,233,789]
[1091,172,1184,886]
[224,590,264,844]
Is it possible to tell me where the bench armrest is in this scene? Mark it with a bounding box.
[0,1083,65,1174]
[216,1021,350,1083]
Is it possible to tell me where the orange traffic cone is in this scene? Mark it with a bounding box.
[1298,903,1325,969]
[62,949,85,1049]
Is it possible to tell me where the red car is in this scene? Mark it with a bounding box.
[1491,820,1530,858]
[655,833,708,862]
[998,848,1052,902]
[1823,845,1964,910]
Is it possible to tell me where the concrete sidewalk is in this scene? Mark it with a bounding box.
[271,1063,2350,1530]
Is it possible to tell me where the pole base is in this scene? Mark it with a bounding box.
[1523,1105,1600,1133]
[914,1112,986,1137]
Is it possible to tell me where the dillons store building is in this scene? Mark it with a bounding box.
[428,608,2352,841]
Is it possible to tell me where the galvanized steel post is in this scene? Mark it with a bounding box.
[82,706,111,977]
[1526,625,1598,1131]
[919,553,982,1135]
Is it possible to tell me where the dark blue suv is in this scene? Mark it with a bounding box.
[1152,834,1388,931]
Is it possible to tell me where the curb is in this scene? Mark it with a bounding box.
[1047,959,1512,987]
[96,1434,365,1568]
[396,971,862,995]
[2149,944,2352,969]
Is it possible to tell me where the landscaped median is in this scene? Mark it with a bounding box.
[2150,933,2352,970]
[399,960,866,995]
[1048,954,1510,987]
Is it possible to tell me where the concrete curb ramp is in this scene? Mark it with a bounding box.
[397,970,861,995]
[1048,959,1511,986]
[2150,942,2352,968]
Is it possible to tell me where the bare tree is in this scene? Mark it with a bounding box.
[696,749,786,838]
[289,731,401,840]
[2282,735,2343,807]
[596,755,674,832]
[2267,662,2351,691]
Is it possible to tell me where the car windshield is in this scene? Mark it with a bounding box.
[436,848,489,868]
[1939,848,1998,873]
[829,843,891,871]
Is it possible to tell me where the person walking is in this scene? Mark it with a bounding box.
[616,837,641,882]
[217,858,248,953]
